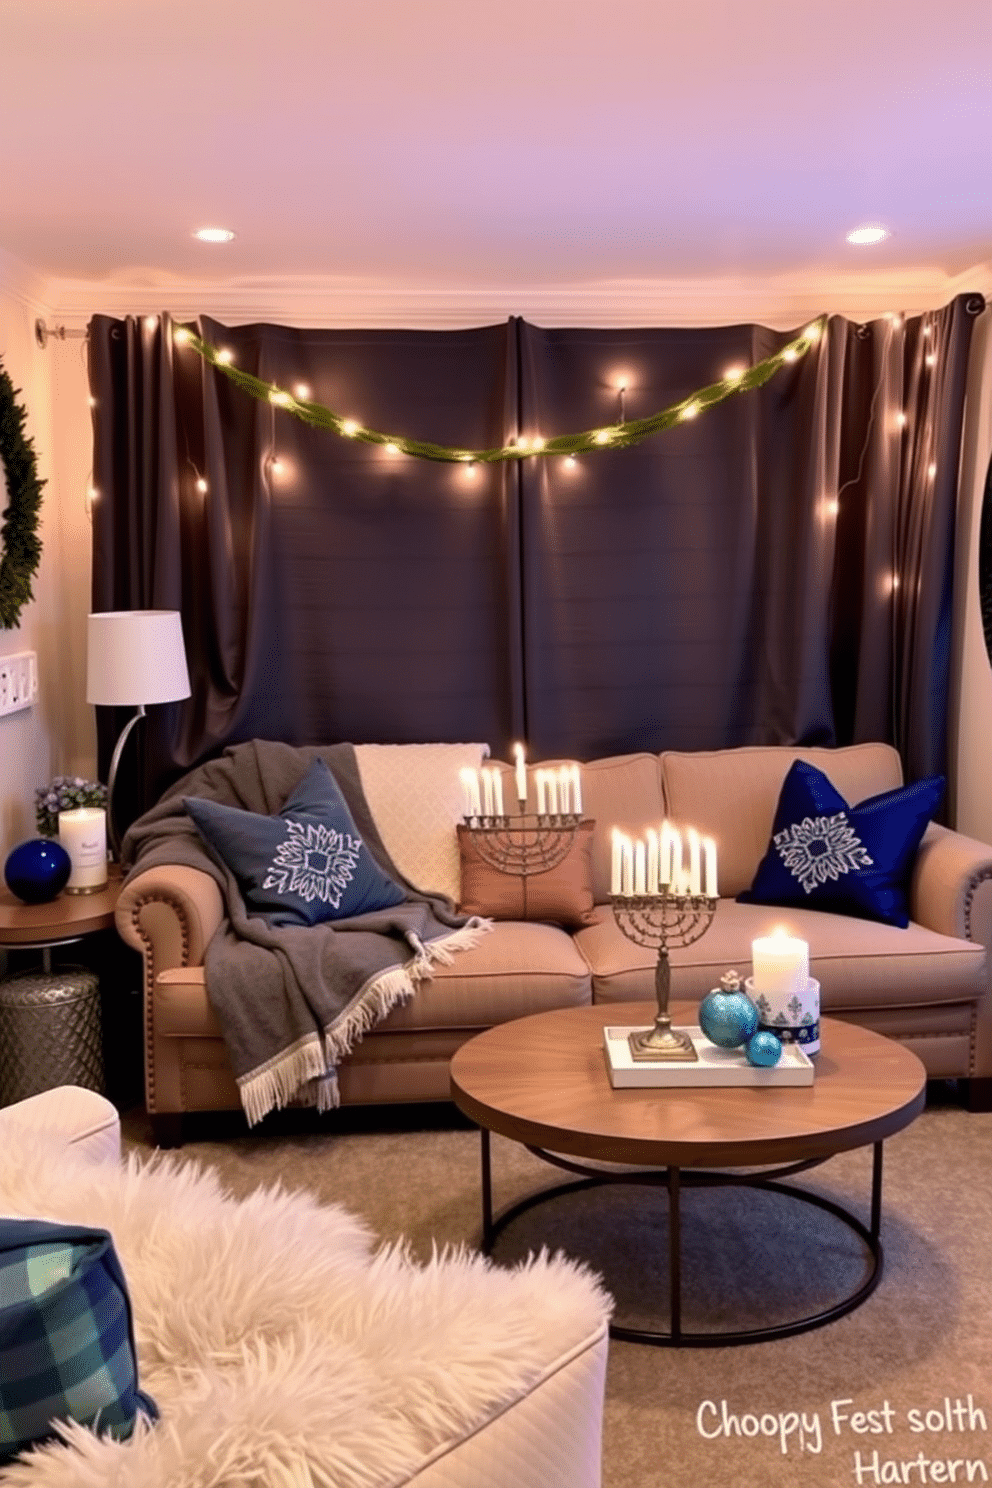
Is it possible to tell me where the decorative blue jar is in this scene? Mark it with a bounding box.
[4,838,72,904]
[698,970,759,1049]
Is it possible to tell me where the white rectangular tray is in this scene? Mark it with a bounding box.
[603,1025,815,1088]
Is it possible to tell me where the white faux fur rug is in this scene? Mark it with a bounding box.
[0,1131,611,1487]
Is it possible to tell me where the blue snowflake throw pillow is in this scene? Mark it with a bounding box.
[737,759,945,928]
[184,757,406,927]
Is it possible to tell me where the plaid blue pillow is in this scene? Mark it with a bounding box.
[0,1218,157,1464]
[185,756,406,928]
[738,759,945,927]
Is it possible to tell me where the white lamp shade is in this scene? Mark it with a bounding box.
[86,610,191,707]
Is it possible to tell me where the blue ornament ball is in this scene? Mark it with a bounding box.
[746,1030,784,1067]
[4,838,72,904]
[699,976,760,1049]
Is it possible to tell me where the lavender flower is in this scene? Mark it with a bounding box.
[35,776,108,837]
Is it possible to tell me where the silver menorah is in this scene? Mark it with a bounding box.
[463,812,582,882]
[610,891,718,1062]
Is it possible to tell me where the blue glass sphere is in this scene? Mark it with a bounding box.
[699,985,760,1048]
[746,1030,783,1067]
[4,837,72,904]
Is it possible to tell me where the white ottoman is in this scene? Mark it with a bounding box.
[0,1084,120,1164]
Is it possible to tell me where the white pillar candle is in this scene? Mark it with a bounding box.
[558,765,572,814]
[546,771,559,815]
[58,807,108,892]
[513,742,527,804]
[470,769,482,818]
[646,828,659,894]
[687,826,701,895]
[492,769,504,818]
[571,764,582,815]
[621,835,634,897]
[611,828,622,895]
[536,770,547,815]
[752,931,809,1000]
[481,768,494,818]
[634,839,646,895]
[703,835,718,898]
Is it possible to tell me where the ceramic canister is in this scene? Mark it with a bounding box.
[744,975,820,1055]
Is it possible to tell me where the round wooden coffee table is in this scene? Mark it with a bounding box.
[449,1001,926,1348]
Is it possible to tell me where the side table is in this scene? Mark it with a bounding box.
[0,867,123,1106]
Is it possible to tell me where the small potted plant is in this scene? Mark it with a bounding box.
[35,777,108,838]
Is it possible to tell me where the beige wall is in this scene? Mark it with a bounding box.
[3,270,992,860]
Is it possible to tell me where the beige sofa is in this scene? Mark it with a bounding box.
[115,742,992,1144]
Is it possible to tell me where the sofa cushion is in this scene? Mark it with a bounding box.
[456,820,596,928]
[156,920,592,1038]
[529,754,663,905]
[573,898,985,1010]
[660,743,905,897]
[354,742,489,903]
[739,760,945,927]
[0,1218,157,1464]
[184,757,406,927]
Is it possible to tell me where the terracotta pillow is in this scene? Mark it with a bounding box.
[456,820,596,928]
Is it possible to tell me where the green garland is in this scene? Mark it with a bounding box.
[179,316,828,465]
[0,357,45,629]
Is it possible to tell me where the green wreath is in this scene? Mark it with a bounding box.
[0,357,45,629]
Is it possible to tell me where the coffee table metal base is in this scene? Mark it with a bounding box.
[479,1130,884,1348]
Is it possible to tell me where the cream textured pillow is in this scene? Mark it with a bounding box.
[354,743,490,902]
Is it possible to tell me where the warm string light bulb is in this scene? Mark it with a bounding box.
[680,402,699,420]
[173,327,193,346]
[341,419,360,437]
[195,476,208,494]
[216,348,234,365]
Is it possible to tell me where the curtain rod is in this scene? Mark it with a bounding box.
[35,318,88,349]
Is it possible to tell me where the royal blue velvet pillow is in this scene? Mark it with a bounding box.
[738,760,945,928]
[0,1218,157,1464]
[185,757,406,927]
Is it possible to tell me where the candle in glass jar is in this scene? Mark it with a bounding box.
[58,807,108,892]
[751,930,809,999]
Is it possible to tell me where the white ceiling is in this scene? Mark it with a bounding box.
[2,0,991,312]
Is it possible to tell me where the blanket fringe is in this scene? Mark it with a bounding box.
[238,1038,327,1127]
[322,918,494,1069]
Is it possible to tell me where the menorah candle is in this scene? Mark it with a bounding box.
[621,835,634,896]
[703,836,718,897]
[481,768,494,817]
[646,828,659,894]
[686,827,701,895]
[460,768,482,818]
[491,769,504,816]
[571,764,582,814]
[513,743,527,804]
[611,828,622,894]
[634,839,646,895]
[58,807,108,892]
[558,765,572,812]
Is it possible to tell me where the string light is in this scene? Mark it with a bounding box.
[217,348,234,365]
[895,411,908,428]
[928,462,937,478]
[385,442,401,455]
[294,382,310,399]
[180,315,826,465]
[195,476,208,494]
[144,316,158,332]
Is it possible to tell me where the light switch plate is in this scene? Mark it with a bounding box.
[0,651,38,716]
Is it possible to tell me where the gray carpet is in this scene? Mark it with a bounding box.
[122,1085,992,1488]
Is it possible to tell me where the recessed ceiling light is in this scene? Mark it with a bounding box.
[193,227,236,243]
[846,225,890,246]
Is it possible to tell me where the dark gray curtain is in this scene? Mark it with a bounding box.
[89,297,983,818]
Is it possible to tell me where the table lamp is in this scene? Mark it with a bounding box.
[86,609,191,857]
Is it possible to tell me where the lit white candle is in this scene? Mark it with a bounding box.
[634,839,646,895]
[611,828,623,895]
[558,765,572,814]
[752,931,809,1000]
[58,808,108,892]
[659,820,673,885]
[703,836,718,898]
[513,742,527,804]
[536,770,547,815]
[469,769,482,818]
[492,769,504,817]
[481,768,494,818]
[571,764,582,815]
[687,826,701,896]
[670,828,683,894]
[621,835,634,897]
[460,769,475,818]
[646,828,659,894]
[546,771,559,815]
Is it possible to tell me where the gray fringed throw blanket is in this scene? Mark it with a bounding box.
[121,740,491,1124]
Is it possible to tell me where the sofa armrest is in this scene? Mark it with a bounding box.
[115,863,224,975]
[909,823,992,942]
